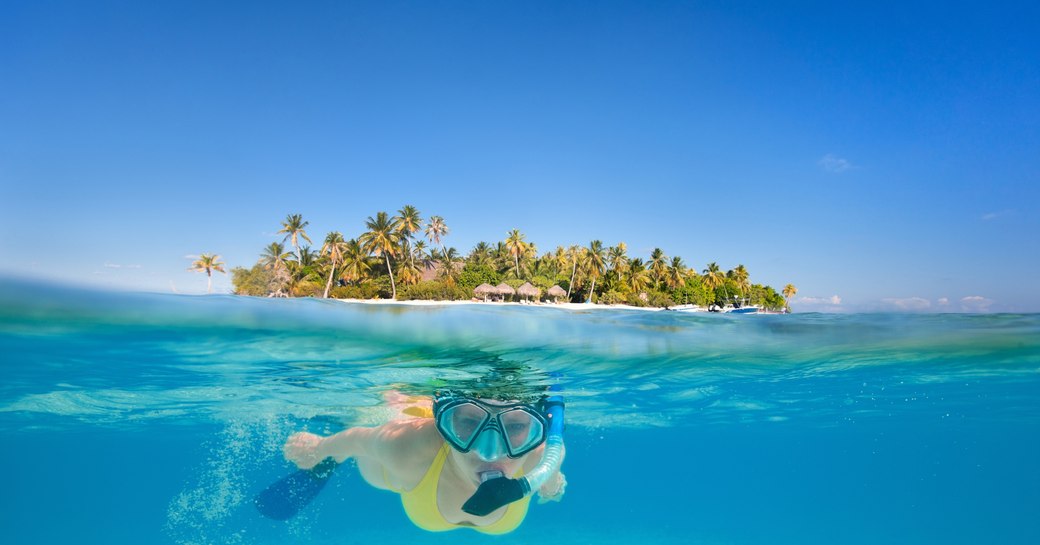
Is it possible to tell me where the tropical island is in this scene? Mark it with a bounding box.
[192,208,797,312]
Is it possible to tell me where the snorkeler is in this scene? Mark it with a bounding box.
[269,389,567,534]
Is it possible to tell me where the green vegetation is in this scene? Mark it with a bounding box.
[227,207,792,311]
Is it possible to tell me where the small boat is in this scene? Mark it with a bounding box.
[669,304,706,312]
[719,297,760,314]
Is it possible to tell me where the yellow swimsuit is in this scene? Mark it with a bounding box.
[397,443,531,534]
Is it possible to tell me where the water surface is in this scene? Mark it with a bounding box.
[1,281,1038,544]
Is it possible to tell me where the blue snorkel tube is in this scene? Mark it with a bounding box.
[461,392,565,517]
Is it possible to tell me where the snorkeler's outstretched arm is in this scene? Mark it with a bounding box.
[283,427,379,469]
[259,420,438,521]
[284,419,440,471]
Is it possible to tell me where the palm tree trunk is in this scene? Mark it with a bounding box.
[514,255,520,278]
[207,272,212,294]
[385,254,397,299]
[567,261,577,299]
[587,277,596,303]
[323,265,337,299]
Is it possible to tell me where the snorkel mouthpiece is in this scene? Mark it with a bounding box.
[462,476,530,516]
[479,470,504,482]
[461,395,565,517]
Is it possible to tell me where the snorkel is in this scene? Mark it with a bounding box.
[461,393,565,517]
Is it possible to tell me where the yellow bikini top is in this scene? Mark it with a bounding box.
[397,443,531,534]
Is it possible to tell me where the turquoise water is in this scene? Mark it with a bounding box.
[1,279,1038,545]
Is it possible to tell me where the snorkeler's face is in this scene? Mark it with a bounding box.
[448,437,531,486]
[434,397,547,460]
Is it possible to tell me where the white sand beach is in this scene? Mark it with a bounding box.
[335,298,664,312]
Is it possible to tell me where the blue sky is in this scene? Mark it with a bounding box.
[1,1,1037,312]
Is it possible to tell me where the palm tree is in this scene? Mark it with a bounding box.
[627,258,652,295]
[649,248,668,288]
[584,240,606,303]
[702,262,725,301]
[320,232,347,298]
[394,205,423,267]
[412,240,434,270]
[296,246,318,269]
[397,259,423,286]
[665,256,687,290]
[505,229,528,279]
[783,284,798,310]
[278,214,312,262]
[552,246,568,282]
[339,239,371,285]
[517,241,538,280]
[425,215,449,256]
[730,264,750,300]
[535,251,558,279]
[189,254,226,294]
[360,211,401,299]
[565,245,583,299]
[492,241,511,273]
[469,242,493,267]
[608,243,629,283]
[261,242,292,296]
[393,205,423,238]
[438,247,463,287]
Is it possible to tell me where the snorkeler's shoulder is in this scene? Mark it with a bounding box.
[371,418,442,462]
[369,419,442,489]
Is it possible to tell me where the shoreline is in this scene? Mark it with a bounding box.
[333,298,665,312]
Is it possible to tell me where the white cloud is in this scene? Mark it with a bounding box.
[960,296,994,313]
[818,154,853,173]
[880,297,932,311]
[799,295,842,305]
[103,263,142,269]
[937,297,949,306]
[981,209,1014,221]
[795,295,843,312]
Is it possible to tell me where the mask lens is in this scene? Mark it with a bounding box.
[438,402,490,449]
[499,408,545,456]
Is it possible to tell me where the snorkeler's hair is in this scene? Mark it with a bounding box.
[397,360,550,403]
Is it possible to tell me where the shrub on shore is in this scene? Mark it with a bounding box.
[398,281,469,301]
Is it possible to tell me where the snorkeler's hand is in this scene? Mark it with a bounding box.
[537,471,567,504]
[283,431,325,470]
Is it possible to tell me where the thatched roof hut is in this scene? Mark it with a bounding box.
[474,283,495,302]
[495,282,516,300]
[547,285,566,302]
[517,282,541,301]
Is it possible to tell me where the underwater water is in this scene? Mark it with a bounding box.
[1,280,1038,545]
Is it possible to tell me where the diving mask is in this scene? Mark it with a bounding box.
[433,395,548,460]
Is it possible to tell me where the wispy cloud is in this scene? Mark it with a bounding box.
[799,295,842,305]
[103,263,142,269]
[818,154,853,173]
[960,295,994,313]
[795,295,843,312]
[880,297,932,311]
[980,209,1014,221]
